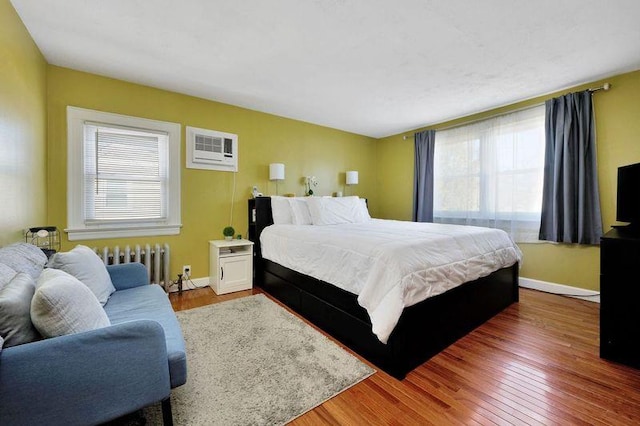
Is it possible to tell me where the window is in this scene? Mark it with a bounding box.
[433,105,545,242]
[66,107,181,240]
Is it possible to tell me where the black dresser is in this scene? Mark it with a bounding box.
[600,228,640,368]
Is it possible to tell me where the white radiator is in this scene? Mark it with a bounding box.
[94,243,171,290]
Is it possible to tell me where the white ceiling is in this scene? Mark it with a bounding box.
[11,0,640,138]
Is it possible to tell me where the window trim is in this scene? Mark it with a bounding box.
[66,106,181,241]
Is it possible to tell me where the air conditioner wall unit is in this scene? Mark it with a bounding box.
[186,126,238,172]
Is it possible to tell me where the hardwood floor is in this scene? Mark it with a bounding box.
[169,287,640,425]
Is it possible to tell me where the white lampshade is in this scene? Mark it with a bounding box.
[269,163,285,180]
[346,170,359,185]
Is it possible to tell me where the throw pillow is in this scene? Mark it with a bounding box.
[271,196,294,224]
[0,263,17,290]
[31,268,110,338]
[357,198,372,222]
[36,267,76,287]
[0,273,41,347]
[48,245,115,305]
[289,198,313,225]
[307,196,367,225]
[0,242,48,279]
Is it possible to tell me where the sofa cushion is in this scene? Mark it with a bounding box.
[31,268,111,338]
[48,245,115,305]
[0,263,17,290]
[104,284,187,388]
[0,243,48,280]
[0,273,41,347]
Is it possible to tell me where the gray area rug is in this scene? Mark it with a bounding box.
[144,294,374,425]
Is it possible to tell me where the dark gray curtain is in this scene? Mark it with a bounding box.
[539,90,603,244]
[413,130,436,222]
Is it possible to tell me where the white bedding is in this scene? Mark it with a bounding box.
[260,219,522,344]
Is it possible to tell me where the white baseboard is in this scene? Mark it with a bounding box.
[167,276,210,293]
[519,277,600,303]
[166,276,601,302]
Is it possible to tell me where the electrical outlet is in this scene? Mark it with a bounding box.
[182,265,191,277]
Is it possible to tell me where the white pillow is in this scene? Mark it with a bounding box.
[0,242,48,280]
[31,268,110,338]
[307,196,369,225]
[36,267,76,287]
[271,196,293,224]
[289,198,313,225]
[357,198,372,221]
[0,263,17,290]
[0,273,41,347]
[48,245,115,305]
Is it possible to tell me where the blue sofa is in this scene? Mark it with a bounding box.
[0,261,186,426]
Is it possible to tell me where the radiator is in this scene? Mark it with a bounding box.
[94,243,171,290]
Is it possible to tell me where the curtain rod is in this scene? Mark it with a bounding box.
[402,82,612,140]
[588,82,612,93]
[402,103,543,139]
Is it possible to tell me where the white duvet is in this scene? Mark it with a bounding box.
[260,219,522,344]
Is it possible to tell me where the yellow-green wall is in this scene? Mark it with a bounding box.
[377,70,640,291]
[46,66,377,280]
[0,0,47,245]
[5,0,640,292]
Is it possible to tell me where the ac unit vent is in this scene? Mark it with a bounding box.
[187,126,238,172]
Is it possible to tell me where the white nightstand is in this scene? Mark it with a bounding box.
[209,239,254,295]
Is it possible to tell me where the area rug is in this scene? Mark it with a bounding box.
[143,294,374,425]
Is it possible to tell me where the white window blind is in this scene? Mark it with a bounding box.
[83,123,168,222]
[433,105,545,242]
[66,106,181,241]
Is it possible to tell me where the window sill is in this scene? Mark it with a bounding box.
[65,224,181,241]
[434,215,541,223]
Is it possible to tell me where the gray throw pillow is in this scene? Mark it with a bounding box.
[31,268,110,338]
[0,273,41,347]
[0,263,17,290]
[48,245,116,305]
[0,243,48,280]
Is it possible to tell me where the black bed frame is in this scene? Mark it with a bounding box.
[248,197,519,379]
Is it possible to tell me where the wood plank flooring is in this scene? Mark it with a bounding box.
[170,287,640,425]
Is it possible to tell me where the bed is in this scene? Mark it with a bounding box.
[248,196,520,379]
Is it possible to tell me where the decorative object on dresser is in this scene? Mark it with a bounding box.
[141,294,374,425]
[247,196,520,379]
[209,239,253,295]
[304,175,318,196]
[222,226,235,240]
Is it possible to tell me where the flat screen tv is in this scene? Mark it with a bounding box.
[616,162,640,230]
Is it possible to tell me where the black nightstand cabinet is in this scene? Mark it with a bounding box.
[600,228,640,368]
